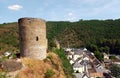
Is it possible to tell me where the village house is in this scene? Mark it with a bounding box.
[65,48,84,63]
[103,52,109,60]
[64,48,107,78]
[73,62,84,73]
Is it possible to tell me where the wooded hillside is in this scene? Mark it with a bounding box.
[0,19,120,54]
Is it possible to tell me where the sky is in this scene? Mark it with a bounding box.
[0,0,120,23]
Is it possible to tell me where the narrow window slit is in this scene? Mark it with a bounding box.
[36,36,39,41]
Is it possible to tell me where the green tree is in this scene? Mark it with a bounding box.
[104,46,110,54]
[110,64,120,77]
[94,51,103,61]
[89,44,98,52]
[99,47,104,52]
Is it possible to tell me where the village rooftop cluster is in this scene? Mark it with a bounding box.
[64,48,120,78]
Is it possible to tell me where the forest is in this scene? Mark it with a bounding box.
[0,19,120,57]
[47,19,120,55]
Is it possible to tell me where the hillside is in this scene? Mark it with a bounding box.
[18,52,66,78]
[47,19,120,54]
[0,19,120,54]
[0,52,71,78]
[0,23,19,54]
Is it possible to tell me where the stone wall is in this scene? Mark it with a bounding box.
[18,17,47,60]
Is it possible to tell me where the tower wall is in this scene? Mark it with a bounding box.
[18,17,47,60]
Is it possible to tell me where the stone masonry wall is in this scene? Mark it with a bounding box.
[18,17,47,60]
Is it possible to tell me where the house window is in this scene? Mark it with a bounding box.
[36,36,39,41]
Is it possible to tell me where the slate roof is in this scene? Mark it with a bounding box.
[73,62,83,68]
[93,59,101,68]
[73,49,84,55]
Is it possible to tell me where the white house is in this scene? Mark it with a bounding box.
[73,62,84,73]
[67,52,73,60]
[73,55,81,61]
[73,49,84,61]
[65,48,72,52]
[103,53,109,60]
[70,60,74,65]
[83,48,87,51]
[83,56,89,61]
[82,73,89,78]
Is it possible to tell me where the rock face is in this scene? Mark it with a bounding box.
[1,59,22,72]
[18,18,47,60]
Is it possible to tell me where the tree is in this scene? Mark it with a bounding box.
[89,44,98,52]
[110,64,120,77]
[99,46,110,54]
[99,47,104,52]
[104,46,110,54]
[94,51,103,61]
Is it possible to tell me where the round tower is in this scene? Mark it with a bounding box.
[18,17,47,60]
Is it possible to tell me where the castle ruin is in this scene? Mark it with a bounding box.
[18,17,47,60]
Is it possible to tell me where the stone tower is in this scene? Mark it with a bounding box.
[18,17,47,60]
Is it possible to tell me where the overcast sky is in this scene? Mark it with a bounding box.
[0,0,120,23]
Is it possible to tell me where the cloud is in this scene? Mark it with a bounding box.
[68,12,73,16]
[67,16,76,22]
[66,12,77,21]
[8,4,23,11]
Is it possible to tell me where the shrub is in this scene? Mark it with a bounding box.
[45,69,55,78]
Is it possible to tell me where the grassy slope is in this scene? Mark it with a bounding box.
[18,53,66,78]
